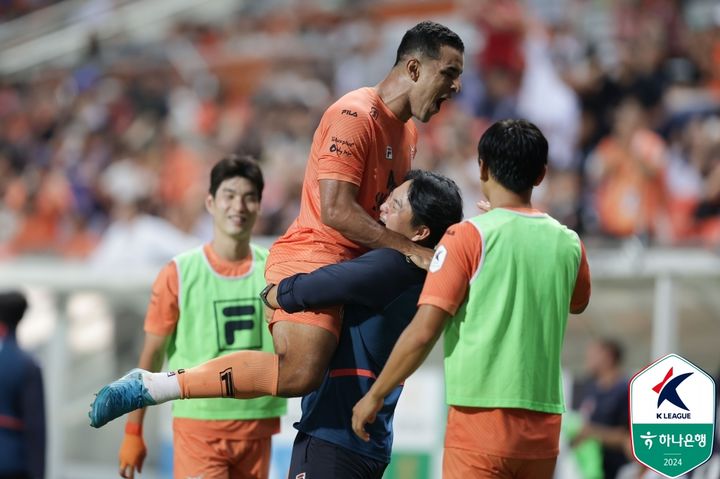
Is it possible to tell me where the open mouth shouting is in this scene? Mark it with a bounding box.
[434,96,449,112]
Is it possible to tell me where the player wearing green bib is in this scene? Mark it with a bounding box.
[168,245,286,421]
[353,120,591,479]
[110,156,286,479]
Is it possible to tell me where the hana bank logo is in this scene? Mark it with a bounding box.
[653,367,693,419]
[630,354,716,478]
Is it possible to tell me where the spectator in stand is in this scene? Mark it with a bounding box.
[585,95,669,241]
[1,1,720,251]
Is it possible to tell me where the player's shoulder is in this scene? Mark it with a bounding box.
[250,243,270,263]
[435,221,482,262]
[173,245,204,263]
[525,214,583,261]
[445,219,480,239]
[542,213,581,243]
[325,87,378,123]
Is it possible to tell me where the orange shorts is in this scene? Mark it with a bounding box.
[265,260,343,340]
[442,448,557,479]
[173,422,272,479]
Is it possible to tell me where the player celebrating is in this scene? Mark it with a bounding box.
[264,171,463,478]
[90,21,464,429]
[112,156,286,479]
[352,120,591,479]
[261,20,463,398]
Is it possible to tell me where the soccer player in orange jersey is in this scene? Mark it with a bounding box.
[90,21,464,429]
[263,21,464,397]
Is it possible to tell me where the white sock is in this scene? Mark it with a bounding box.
[141,371,181,404]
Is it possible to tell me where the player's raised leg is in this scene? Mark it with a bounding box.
[174,318,337,399]
[89,318,337,428]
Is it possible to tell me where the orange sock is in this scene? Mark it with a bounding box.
[176,351,279,399]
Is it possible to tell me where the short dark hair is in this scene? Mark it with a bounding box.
[597,338,624,366]
[0,291,28,331]
[405,170,463,247]
[477,119,548,194]
[394,21,464,66]
[209,155,264,201]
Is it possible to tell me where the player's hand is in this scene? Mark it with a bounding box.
[476,200,491,213]
[407,245,434,270]
[119,431,146,478]
[352,393,384,442]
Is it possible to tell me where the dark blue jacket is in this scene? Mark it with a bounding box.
[582,377,629,479]
[0,333,46,479]
[276,248,425,462]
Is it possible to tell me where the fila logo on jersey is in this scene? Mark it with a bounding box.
[429,245,447,273]
[385,146,393,160]
[341,109,357,117]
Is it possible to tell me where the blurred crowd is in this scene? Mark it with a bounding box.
[0,0,60,22]
[2,0,720,263]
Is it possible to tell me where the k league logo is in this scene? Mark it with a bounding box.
[654,367,692,414]
[630,354,716,478]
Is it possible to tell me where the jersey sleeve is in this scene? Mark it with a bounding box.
[144,261,180,336]
[570,241,591,311]
[316,105,372,186]
[418,222,483,315]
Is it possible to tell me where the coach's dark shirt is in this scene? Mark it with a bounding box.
[582,377,629,479]
[276,248,425,463]
[0,332,46,479]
